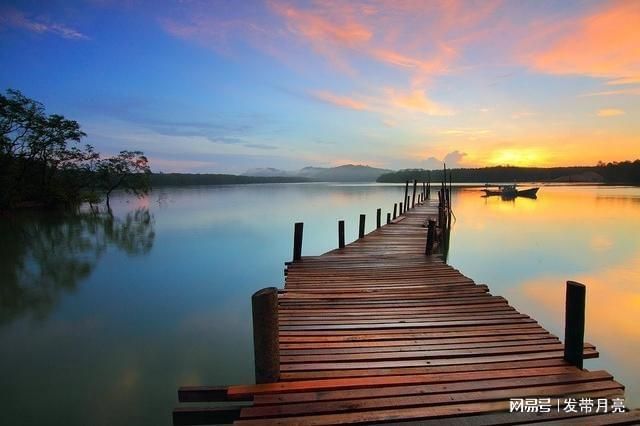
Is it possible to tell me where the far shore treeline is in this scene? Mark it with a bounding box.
[376,162,640,185]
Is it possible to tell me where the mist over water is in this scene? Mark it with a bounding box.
[1,183,638,425]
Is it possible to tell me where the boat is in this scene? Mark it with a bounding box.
[483,184,539,199]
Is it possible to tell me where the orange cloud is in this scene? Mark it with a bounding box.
[527,1,640,84]
[386,88,453,116]
[270,1,372,46]
[597,108,625,117]
[580,88,640,97]
[310,90,368,110]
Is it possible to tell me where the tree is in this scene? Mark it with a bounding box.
[96,150,151,208]
[1,89,151,209]
[0,89,93,207]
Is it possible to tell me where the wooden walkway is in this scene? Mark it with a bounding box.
[175,199,638,425]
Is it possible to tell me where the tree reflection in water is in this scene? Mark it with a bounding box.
[0,209,155,325]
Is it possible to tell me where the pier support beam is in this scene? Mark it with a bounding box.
[412,180,417,208]
[393,203,397,219]
[359,214,366,238]
[338,220,345,249]
[425,219,436,255]
[386,212,391,224]
[252,287,280,384]
[376,208,381,228]
[292,222,303,262]
[564,281,586,369]
[403,181,409,213]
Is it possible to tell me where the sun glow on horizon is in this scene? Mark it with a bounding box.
[485,148,551,168]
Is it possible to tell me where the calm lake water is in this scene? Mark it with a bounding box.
[1,183,639,425]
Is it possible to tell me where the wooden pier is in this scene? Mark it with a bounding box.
[174,184,638,425]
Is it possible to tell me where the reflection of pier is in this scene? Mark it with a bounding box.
[173,181,638,425]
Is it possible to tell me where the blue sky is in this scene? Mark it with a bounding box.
[1,0,638,173]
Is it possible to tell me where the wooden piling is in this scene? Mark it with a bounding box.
[292,222,303,261]
[393,203,397,219]
[403,181,409,212]
[425,219,436,255]
[338,220,345,249]
[251,287,279,384]
[564,281,586,369]
[358,214,365,238]
[399,202,403,215]
[376,208,381,228]
[449,172,453,208]
[386,212,391,224]
[411,180,417,208]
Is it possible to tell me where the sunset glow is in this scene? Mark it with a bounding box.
[0,0,638,172]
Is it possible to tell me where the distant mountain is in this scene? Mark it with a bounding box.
[243,164,393,182]
[297,164,393,182]
[241,167,291,177]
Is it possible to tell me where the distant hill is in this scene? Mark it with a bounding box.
[297,164,392,181]
[241,167,292,177]
[242,164,392,182]
[150,173,308,186]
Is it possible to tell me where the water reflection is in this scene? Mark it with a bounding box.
[449,185,640,407]
[0,209,155,325]
[1,184,638,425]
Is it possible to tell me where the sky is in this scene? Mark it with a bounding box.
[0,0,638,173]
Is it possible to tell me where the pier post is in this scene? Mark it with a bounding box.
[359,214,366,238]
[252,287,280,384]
[386,212,391,224]
[393,203,397,219]
[437,190,444,228]
[425,219,436,255]
[403,181,409,212]
[449,173,453,207]
[376,208,381,228]
[338,220,345,249]
[427,181,431,200]
[411,180,417,208]
[293,222,303,261]
[399,202,403,215]
[564,281,586,369]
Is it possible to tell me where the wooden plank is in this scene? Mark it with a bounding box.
[253,370,613,405]
[227,366,588,398]
[236,392,627,425]
[279,348,599,372]
[241,378,623,418]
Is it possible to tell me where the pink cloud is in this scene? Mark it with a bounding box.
[310,91,369,111]
[525,1,640,84]
[0,7,89,40]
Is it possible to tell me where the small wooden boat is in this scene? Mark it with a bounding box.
[483,185,539,198]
